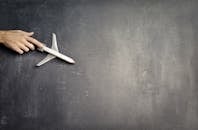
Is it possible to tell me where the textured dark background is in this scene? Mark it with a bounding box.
[0,0,198,130]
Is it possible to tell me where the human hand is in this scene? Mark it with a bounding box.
[0,30,44,54]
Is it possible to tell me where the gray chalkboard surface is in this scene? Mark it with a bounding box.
[0,0,198,130]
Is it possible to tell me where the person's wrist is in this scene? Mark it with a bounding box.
[0,31,6,44]
[0,31,5,44]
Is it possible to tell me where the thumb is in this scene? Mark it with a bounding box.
[27,32,34,36]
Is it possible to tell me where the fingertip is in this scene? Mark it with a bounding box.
[24,47,30,52]
[19,50,24,54]
[27,32,34,36]
[31,45,35,50]
[14,47,24,54]
[30,46,35,51]
[40,43,45,48]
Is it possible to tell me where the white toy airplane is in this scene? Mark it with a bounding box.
[36,33,75,66]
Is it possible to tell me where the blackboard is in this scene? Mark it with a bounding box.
[0,0,198,130]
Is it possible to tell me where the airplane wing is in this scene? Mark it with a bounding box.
[51,33,59,51]
[36,54,55,66]
[36,33,58,67]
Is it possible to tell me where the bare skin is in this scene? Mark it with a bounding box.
[0,30,44,54]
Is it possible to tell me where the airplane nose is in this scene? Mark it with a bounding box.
[69,58,75,64]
